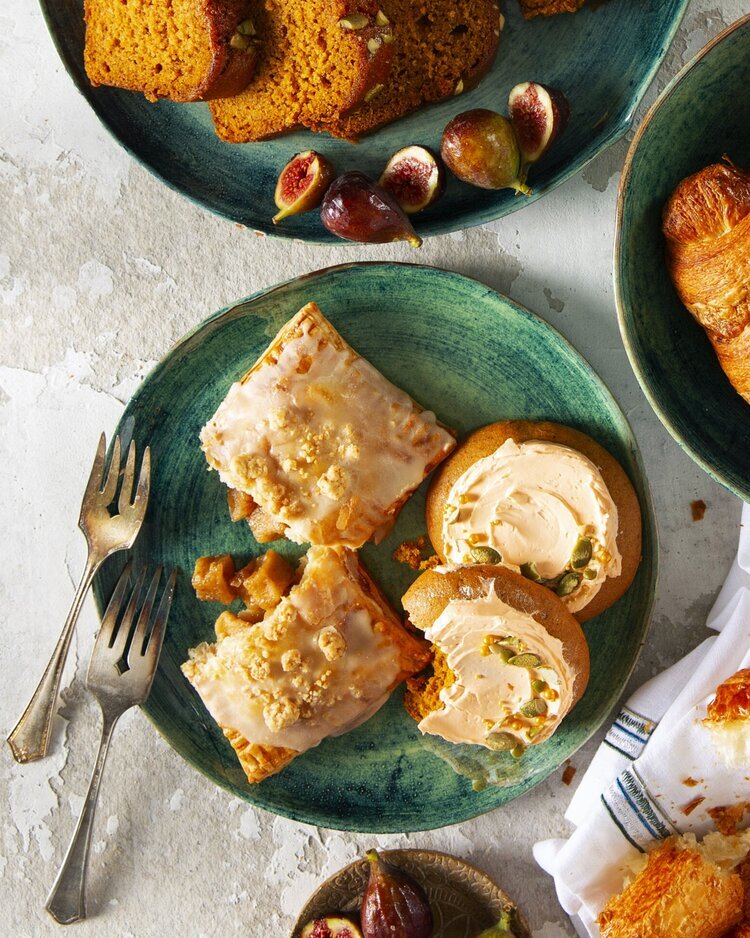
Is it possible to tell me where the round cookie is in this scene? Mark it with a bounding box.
[402,564,590,746]
[425,420,642,623]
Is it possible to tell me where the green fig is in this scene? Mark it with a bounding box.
[475,910,517,937]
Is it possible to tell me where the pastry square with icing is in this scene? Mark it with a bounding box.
[182,546,430,784]
[200,302,456,549]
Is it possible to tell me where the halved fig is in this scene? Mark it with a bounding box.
[508,82,570,168]
[320,172,422,247]
[273,150,336,224]
[300,917,363,938]
[379,145,446,214]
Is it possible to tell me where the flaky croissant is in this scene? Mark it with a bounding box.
[663,159,750,403]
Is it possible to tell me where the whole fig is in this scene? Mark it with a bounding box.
[475,910,517,937]
[360,850,433,938]
[320,172,423,246]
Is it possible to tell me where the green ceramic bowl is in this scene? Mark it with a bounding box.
[41,0,688,241]
[616,14,750,502]
[93,263,657,832]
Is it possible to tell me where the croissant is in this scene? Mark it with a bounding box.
[662,159,750,403]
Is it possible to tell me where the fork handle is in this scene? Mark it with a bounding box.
[46,708,119,925]
[7,559,97,763]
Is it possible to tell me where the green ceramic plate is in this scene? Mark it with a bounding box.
[616,14,750,502]
[92,263,656,832]
[41,0,688,241]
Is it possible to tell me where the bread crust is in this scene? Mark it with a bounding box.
[663,160,750,404]
[402,564,590,725]
[425,420,642,623]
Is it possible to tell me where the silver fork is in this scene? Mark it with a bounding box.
[46,562,176,925]
[7,432,150,764]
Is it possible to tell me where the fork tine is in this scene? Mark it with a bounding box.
[141,569,176,673]
[131,446,151,512]
[127,567,162,666]
[96,562,133,648]
[117,442,137,515]
[109,565,148,663]
[82,433,107,501]
[101,435,122,503]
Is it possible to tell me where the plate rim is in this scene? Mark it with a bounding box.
[291,847,532,938]
[39,0,689,242]
[93,261,659,832]
[614,12,750,503]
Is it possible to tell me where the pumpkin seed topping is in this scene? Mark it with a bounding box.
[556,572,580,597]
[571,536,593,569]
[339,13,369,29]
[486,731,516,751]
[520,698,547,718]
[520,561,543,582]
[470,545,502,565]
[489,642,514,662]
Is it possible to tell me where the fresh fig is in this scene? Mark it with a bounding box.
[508,82,570,169]
[273,150,336,224]
[441,109,530,195]
[475,910,517,937]
[378,145,446,214]
[320,172,422,247]
[300,917,363,938]
[360,849,433,938]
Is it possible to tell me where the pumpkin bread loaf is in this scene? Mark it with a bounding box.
[84,0,259,103]
[209,0,394,142]
[316,0,503,141]
[519,0,586,19]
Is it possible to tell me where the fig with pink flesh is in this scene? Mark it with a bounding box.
[360,849,433,938]
[508,82,570,169]
[273,150,336,224]
[379,145,446,214]
[320,172,422,247]
[441,109,530,195]
[300,917,363,938]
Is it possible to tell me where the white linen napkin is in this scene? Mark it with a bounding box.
[534,502,750,937]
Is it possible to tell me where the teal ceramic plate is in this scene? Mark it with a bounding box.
[93,263,657,832]
[42,0,687,241]
[616,14,750,502]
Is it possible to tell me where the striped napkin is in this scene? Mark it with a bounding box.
[534,503,750,937]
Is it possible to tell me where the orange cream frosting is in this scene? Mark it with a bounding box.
[441,438,622,612]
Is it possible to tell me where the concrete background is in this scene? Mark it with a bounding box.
[1,1,746,935]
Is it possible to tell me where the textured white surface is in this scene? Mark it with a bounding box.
[1,1,746,935]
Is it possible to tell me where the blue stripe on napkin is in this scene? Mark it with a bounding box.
[603,706,656,760]
[601,767,676,851]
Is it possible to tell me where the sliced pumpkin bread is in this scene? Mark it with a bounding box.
[316,0,503,141]
[84,0,259,103]
[209,0,394,142]
[519,0,586,18]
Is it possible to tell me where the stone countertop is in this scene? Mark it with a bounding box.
[1,1,746,935]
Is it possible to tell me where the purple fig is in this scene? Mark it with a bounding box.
[320,172,422,247]
[379,145,446,214]
[508,82,570,168]
[360,850,433,938]
[273,150,336,224]
[300,917,363,938]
